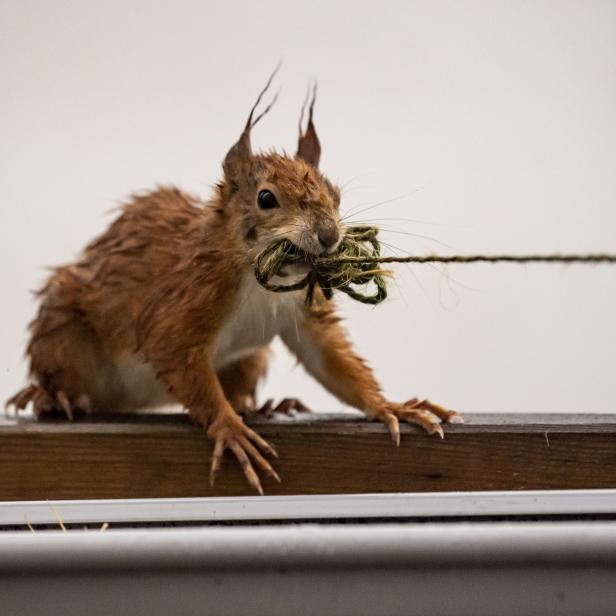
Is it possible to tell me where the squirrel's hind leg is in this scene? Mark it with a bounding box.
[6,383,91,420]
[217,348,270,415]
[217,349,312,418]
[7,287,101,419]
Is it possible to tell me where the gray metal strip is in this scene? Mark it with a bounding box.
[3,523,616,616]
[3,522,616,568]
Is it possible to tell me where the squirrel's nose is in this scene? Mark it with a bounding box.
[317,225,340,252]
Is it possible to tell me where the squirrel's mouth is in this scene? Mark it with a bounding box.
[256,236,317,283]
[274,241,314,278]
[278,260,312,277]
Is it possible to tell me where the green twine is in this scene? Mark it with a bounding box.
[254,225,616,306]
[254,226,389,305]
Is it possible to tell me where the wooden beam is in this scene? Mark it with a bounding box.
[1,413,616,500]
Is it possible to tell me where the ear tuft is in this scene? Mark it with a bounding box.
[296,81,321,168]
[223,63,281,181]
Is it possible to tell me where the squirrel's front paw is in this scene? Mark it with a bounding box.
[207,414,280,495]
[374,398,463,446]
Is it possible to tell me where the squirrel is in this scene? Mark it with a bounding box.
[6,70,462,494]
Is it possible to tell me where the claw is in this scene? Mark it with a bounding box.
[5,385,37,416]
[32,388,53,418]
[273,398,311,414]
[376,397,462,443]
[55,391,74,421]
[7,385,91,420]
[408,398,462,424]
[240,437,281,483]
[228,441,264,495]
[256,398,274,416]
[246,429,278,459]
[208,415,279,494]
[386,414,400,447]
[400,407,446,437]
[210,439,225,487]
[256,397,311,417]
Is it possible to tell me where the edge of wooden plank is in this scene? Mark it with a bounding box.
[2,412,616,436]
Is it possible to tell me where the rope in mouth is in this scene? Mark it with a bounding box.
[254,225,616,306]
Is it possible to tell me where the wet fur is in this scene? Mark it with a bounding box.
[12,153,356,418]
[9,82,460,492]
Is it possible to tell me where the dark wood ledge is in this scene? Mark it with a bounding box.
[1,412,616,500]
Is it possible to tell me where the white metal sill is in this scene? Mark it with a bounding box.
[1,488,616,526]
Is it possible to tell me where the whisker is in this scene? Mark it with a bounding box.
[378,239,429,300]
[344,216,459,228]
[340,186,427,221]
[376,228,464,253]
[340,185,380,197]
[339,172,380,192]
[340,196,406,221]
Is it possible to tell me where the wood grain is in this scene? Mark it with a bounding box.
[1,413,616,500]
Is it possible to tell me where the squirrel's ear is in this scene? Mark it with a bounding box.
[223,130,252,180]
[223,65,281,181]
[296,82,321,169]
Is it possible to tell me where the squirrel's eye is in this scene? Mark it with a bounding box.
[257,189,279,210]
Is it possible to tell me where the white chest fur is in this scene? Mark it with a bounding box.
[212,273,302,369]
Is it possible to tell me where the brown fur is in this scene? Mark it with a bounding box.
[8,75,461,493]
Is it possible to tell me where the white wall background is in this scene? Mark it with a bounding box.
[1,0,615,414]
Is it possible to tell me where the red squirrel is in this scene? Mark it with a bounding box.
[7,71,462,494]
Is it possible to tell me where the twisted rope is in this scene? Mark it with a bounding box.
[254,225,616,306]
